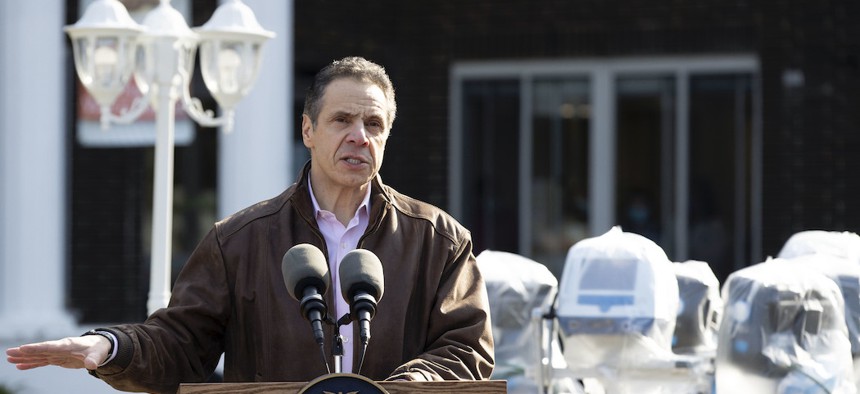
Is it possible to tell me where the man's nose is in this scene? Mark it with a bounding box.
[346,121,370,144]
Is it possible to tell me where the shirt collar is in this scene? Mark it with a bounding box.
[308,177,372,219]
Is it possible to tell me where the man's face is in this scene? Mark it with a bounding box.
[302,78,391,192]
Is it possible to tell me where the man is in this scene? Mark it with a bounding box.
[6,57,494,393]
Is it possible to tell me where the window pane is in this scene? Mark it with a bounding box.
[689,74,753,283]
[461,80,521,254]
[531,78,590,278]
[615,76,676,253]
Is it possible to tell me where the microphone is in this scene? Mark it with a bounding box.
[339,249,385,346]
[281,244,330,347]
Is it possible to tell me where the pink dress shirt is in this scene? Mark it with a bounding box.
[308,179,371,374]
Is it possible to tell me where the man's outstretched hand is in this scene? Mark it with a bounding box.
[6,335,110,371]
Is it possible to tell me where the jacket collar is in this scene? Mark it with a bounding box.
[293,160,393,226]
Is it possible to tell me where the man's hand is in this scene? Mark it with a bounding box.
[6,335,111,371]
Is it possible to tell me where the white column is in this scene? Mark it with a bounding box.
[0,0,76,340]
[589,69,615,237]
[218,0,293,219]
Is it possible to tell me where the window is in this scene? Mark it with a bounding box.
[688,74,755,281]
[459,80,521,254]
[451,57,760,282]
[615,75,676,254]
[531,78,591,276]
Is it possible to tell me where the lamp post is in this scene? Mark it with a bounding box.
[65,0,274,315]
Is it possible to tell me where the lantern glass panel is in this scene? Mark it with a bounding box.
[73,34,135,107]
[200,39,263,109]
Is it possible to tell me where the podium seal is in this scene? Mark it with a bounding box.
[298,373,390,394]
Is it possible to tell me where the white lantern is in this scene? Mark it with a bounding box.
[64,0,142,110]
[194,0,275,111]
[133,0,198,107]
[64,0,275,316]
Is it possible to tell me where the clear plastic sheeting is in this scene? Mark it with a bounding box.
[778,230,860,263]
[556,226,705,393]
[476,250,584,394]
[672,260,722,356]
[716,258,856,394]
[779,231,860,392]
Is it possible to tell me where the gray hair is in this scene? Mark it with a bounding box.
[302,56,397,128]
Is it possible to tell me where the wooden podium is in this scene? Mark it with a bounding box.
[178,377,507,394]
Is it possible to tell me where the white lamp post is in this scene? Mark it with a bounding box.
[65,0,274,315]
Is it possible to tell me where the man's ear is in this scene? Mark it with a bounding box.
[301,114,313,147]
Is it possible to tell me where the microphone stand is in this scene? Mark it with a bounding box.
[332,335,343,374]
[333,313,352,374]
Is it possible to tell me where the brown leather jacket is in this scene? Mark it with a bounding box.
[92,164,495,393]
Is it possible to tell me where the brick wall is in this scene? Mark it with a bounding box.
[295,1,860,262]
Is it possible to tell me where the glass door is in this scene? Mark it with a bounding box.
[530,77,591,277]
[459,80,521,254]
[687,74,754,282]
[452,56,759,282]
[615,75,676,253]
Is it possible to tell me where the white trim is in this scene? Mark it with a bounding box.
[452,55,758,77]
[77,118,195,147]
[590,69,615,236]
[734,78,749,267]
[0,0,76,340]
[448,67,464,218]
[675,71,691,260]
[750,73,764,266]
[519,77,533,254]
[0,0,7,322]
[218,0,293,219]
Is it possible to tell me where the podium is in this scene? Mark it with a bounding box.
[178,377,507,394]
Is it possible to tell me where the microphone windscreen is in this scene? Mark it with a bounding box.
[339,249,385,302]
[281,243,330,300]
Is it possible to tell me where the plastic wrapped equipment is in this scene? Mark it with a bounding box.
[556,227,704,393]
[716,258,856,394]
[778,230,860,263]
[778,231,860,392]
[672,260,722,356]
[477,249,583,394]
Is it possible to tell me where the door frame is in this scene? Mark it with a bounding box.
[449,55,761,262]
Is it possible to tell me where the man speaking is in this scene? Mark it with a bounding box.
[6,56,494,393]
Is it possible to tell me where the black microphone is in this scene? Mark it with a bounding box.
[339,249,385,346]
[281,244,330,347]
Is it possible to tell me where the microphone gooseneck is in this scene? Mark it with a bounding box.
[281,243,331,373]
[339,248,385,374]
